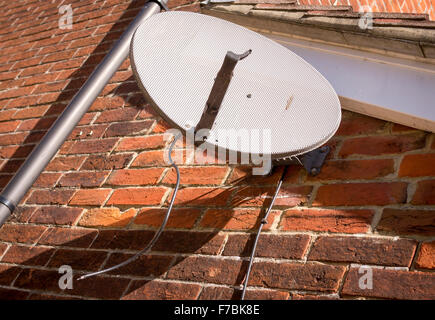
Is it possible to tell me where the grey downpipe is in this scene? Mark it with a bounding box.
[0,1,167,226]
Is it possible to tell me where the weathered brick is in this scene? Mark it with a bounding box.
[399,153,435,177]
[310,159,395,180]
[173,187,233,207]
[223,234,310,259]
[12,105,48,119]
[94,107,139,123]
[416,241,435,270]
[26,189,75,205]
[0,264,22,286]
[61,138,118,154]
[104,120,153,137]
[0,243,7,257]
[280,208,373,233]
[81,153,133,170]
[68,124,108,140]
[69,189,111,206]
[376,209,435,236]
[14,269,130,299]
[124,280,201,300]
[91,230,155,251]
[200,208,278,230]
[47,249,107,271]
[107,168,164,186]
[1,245,54,266]
[411,180,435,205]
[33,172,61,188]
[29,207,83,226]
[314,182,407,206]
[335,112,387,136]
[167,256,245,285]
[308,236,417,267]
[134,207,201,229]
[103,253,173,277]
[199,286,289,300]
[248,262,345,292]
[0,224,47,244]
[45,156,85,171]
[38,227,98,248]
[228,165,291,185]
[107,187,167,206]
[342,267,435,299]
[78,208,136,227]
[58,171,108,187]
[163,166,229,185]
[0,288,28,300]
[232,185,312,207]
[116,135,165,151]
[153,231,226,255]
[339,133,426,157]
[131,150,166,167]
[0,120,20,133]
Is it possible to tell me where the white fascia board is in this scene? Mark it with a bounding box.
[266,33,435,133]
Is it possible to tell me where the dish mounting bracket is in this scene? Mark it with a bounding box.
[273,146,330,176]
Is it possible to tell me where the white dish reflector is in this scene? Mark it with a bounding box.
[130,12,341,159]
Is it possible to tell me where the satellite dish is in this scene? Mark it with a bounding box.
[131,11,341,160]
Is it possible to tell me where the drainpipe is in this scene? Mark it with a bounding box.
[0,0,168,226]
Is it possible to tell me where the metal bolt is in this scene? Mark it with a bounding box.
[247,94,252,98]
[310,168,319,175]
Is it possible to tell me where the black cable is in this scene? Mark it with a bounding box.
[78,133,182,281]
[241,165,289,300]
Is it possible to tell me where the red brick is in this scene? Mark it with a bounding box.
[1,245,54,266]
[310,159,395,180]
[153,231,226,255]
[69,189,111,206]
[0,120,19,133]
[26,189,75,205]
[0,145,33,159]
[223,234,310,259]
[199,286,289,300]
[81,153,133,170]
[342,267,435,299]
[163,166,229,185]
[78,208,136,227]
[116,134,167,152]
[0,85,34,99]
[335,112,387,136]
[416,241,435,270]
[131,150,166,167]
[0,265,22,286]
[33,172,61,188]
[107,187,167,206]
[232,185,312,207]
[107,168,164,186]
[0,243,7,257]
[45,156,85,171]
[94,107,138,123]
[167,256,245,285]
[12,105,49,120]
[14,269,130,299]
[0,132,27,146]
[399,153,435,177]
[172,187,233,207]
[280,208,373,233]
[38,227,98,248]
[29,207,83,226]
[47,249,107,272]
[0,109,17,122]
[104,120,153,137]
[248,262,345,292]
[411,180,435,205]
[0,288,28,300]
[89,96,124,111]
[392,123,419,132]
[124,280,201,300]
[68,124,108,140]
[134,207,201,229]
[314,182,407,206]
[308,236,417,267]
[58,171,108,187]
[376,209,435,236]
[61,138,118,154]
[91,229,155,251]
[0,224,47,244]
[103,253,173,277]
[200,208,278,230]
[339,133,426,157]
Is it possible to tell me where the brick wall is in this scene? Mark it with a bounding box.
[298,0,435,20]
[0,0,434,300]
